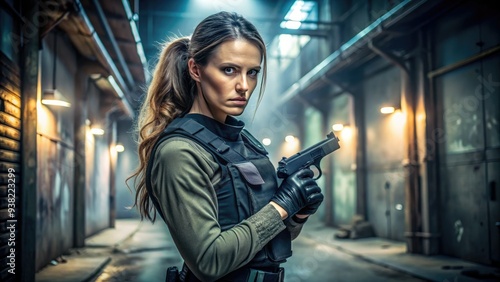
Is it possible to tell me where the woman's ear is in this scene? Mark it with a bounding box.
[188,58,201,82]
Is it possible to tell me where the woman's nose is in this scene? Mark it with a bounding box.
[236,75,249,93]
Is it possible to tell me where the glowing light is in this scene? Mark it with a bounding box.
[285,135,296,143]
[42,89,71,108]
[332,124,344,132]
[115,144,125,152]
[340,126,353,140]
[280,20,301,29]
[41,99,71,107]
[380,106,396,114]
[90,127,105,135]
[262,138,271,146]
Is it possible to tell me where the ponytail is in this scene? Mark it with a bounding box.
[128,37,194,221]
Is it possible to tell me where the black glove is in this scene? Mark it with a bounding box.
[297,191,324,215]
[271,168,322,218]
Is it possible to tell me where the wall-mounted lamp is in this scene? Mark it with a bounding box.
[90,127,105,135]
[42,31,71,108]
[42,89,71,107]
[332,123,345,132]
[380,106,396,114]
[262,138,271,146]
[285,135,296,143]
[115,144,125,152]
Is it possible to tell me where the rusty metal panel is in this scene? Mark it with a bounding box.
[440,163,489,264]
[36,135,74,270]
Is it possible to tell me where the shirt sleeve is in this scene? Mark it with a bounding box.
[151,137,286,281]
[285,217,306,241]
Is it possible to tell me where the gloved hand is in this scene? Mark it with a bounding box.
[271,168,322,218]
[296,191,324,216]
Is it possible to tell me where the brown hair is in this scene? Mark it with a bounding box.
[128,11,267,221]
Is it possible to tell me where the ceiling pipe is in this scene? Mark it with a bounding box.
[121,0,149,82]
[91,0,136,90]
[277,0,427,106]
[73,0,135,118]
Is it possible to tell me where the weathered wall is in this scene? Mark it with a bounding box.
[363,65,405,240]
[432,0,500,264]
[36,31,76,270]
[84,82,110,236]
[328,94,357,226]
[115,119,140,218]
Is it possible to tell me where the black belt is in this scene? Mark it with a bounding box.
[178,264,285,282]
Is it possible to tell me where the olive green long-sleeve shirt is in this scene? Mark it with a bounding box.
[151,136,305,282]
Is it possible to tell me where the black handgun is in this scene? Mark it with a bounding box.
[277,132,340,180]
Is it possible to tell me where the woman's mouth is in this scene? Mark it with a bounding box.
[229,97,247,106]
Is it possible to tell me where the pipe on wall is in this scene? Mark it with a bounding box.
[277,0,428,106]
[368,41,422,253]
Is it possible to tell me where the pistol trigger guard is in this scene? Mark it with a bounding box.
[313,168,322,180]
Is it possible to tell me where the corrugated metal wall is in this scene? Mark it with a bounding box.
[0,53,21,282]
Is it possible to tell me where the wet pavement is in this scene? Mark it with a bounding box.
[36,218,500,282]
[283,234,425,281]
[93,219,426,282]
[94,221,181,282]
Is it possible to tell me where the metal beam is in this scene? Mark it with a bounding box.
[91,0,135,90]
[276,0,426,106]
[73,0,135,118]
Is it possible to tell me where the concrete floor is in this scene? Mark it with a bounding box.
[35,218,500,282]
[93,220,427,282]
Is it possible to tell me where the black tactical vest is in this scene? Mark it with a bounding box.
[145,115,292,274]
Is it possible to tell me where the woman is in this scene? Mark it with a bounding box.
[130,11,324,282]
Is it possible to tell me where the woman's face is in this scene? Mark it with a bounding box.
[188,39,262,123]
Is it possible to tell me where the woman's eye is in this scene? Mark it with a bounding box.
[223,67,235,75]
[248,69,259,76]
